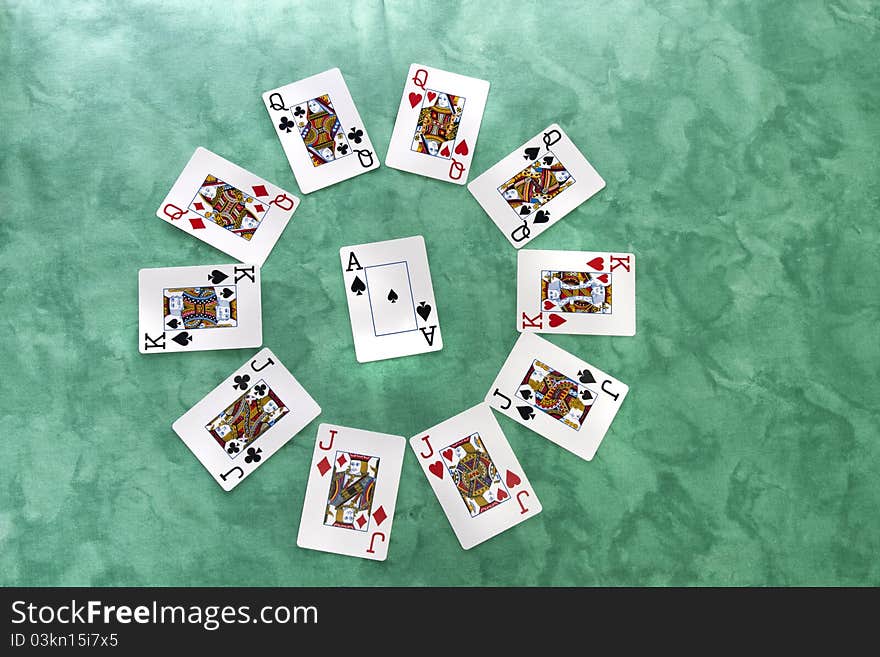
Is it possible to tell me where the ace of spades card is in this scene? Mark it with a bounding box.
[340,235,442,362]
[156,147,299,267]
[172,348,321,491]
[485,333,628,462]
[518,249,636,336]
[468,124,605,248]
[385,64,489,185]
[262,68,379,193]
[138,263,262,354]
[410,404,541,550]
[297,424,405,561]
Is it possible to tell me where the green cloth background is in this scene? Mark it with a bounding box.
[2,0,879,587]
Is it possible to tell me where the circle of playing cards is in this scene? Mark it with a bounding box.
[144,64,634,559]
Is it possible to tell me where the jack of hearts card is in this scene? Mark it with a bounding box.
[156,147,298,266]
[518,249,635,336]
[262,68,379,193]
[385,64,489,185]
[138,263,261,354]
[485,333,628,462]
[297,424,405,561]
[340,235,442,362]
[172,348,321,491]
[410,404,541,549]
[468,124,605,247]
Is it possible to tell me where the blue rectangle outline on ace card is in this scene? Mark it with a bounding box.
[364,260,418,337]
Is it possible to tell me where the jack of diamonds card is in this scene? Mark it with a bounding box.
[172,348,321,491]
[468,124,605,248]
[385,64,489,185]
[138,263,261,354]
[340,235,442,362]
[410,404,541,550]
[156,147,298,267]
[485,333,628,462]
[297,424,405,561]
[262,68,379,194]
[518,249,635,336]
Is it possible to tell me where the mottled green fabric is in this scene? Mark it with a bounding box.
[2,0,879,586]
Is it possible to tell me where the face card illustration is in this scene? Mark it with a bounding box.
[164,286,237,330]
[340,235,443,362]
[498,151,575,215]
[517,249,636,336]
[292,94,352,167]
[516,359,595,430]
[443,432,509,518]
[156,147,298,267]
[172,348,321,491]
[411,90,465,157]
[541,271,610,314]
[205,379,289,458]
[138,264,262,354]
[410,404,541,550]
[191,175,265,241]
[323,451,379,530]
[386,64,489,185]
[298,424,405,561]
[486,333,628,462]
[468,124,605,248]
[263,68,379,193]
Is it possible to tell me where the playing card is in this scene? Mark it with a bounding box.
[138,263,261,354]
[262,68,379,193]
[385,64,489,185]
[517,249,635,336]
[486,333,628,461]
[156,147,299,266]
[340,235,442,362]
[297,423,405,561]
[172,348,321,491]
[468,124,605,248]
[410,404,541,549]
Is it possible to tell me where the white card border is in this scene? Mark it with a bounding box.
[339,235,443,362]
[468,123,605,248]
[517,249,636,336]
[156,147,298,266]
[385,63,489,185]
[172,348,321,491]
[297,423,405,561]
[138,264,262,354]
[262,68,380,194]
[485,333,628,461]
[409,403,541,549]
